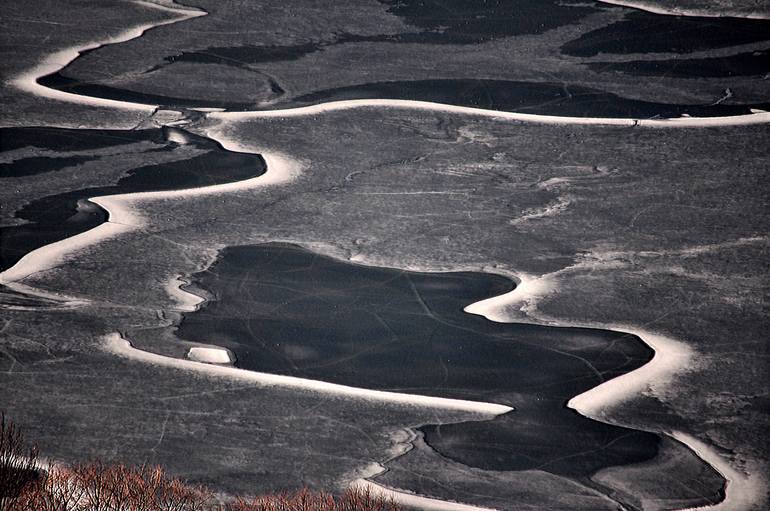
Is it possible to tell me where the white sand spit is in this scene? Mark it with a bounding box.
[352,479,499,511]
[672,432,767,511]
[211,99,770,128]
[164,276,205,312]
[104,333,513,415]
[90,195,146,226]
[568,327,694,416]
[9,1,205,111]
[464,273,554,322]
[466,277,693,415]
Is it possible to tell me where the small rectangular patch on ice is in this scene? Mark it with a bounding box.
[187,347,234,364]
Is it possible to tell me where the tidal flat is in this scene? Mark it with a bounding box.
[1,0,768,509]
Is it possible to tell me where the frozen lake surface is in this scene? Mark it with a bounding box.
[1,0,768,509]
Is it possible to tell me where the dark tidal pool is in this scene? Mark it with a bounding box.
[176,243,661,479]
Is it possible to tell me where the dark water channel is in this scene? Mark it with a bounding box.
[0,127,266,272]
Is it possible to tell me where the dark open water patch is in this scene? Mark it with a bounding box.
[377,0,599,43]
[147,0,597,72]
[36,73,258,111]
[288,79,769,118]
[0,127,165,152]
[562,11,770,57]
[175,243,661,480]
[587,49,770,78]
[0,127,266,272]
[0,155,100,178]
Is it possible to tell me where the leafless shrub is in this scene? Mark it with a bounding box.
[2,419,399,511]
[225,486,401,511]
[6,460,213,511]
[0,414,41,510]
[11,466,84,511]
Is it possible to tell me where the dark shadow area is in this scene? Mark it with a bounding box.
[0,127,164,152]
[175,243,662,479]
[587,49,770,78]
[377,0,599,42]
[562,11,770,57]
[36,74,258,110]
[421,407,656,476]
[0,127,266,272]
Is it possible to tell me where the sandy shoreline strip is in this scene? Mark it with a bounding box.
[673,431,766,511]
[103,333,512,415]
[463,270,768,511]
[164,275,205,312]
[463,272,694,415]
[0,146,300,286]
[596,0,770,19]
[463,273,554,322]
[567,326,694,418]
[211,99,770,128]
[9,0,205,112]
[353,479,499,511]
[0,221,135,286]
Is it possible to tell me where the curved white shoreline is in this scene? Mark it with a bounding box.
[0,221,135,286]
[672,432,766,511]
[211,99,770,128]
[464,272,695,415]
[463,273,554,322]
[463,271,764,511]
[103,333,512,415]
[6,3,765,509]
[9,0,205,112]
[10,0,768,131]
[596,0,770,19]
[164,275,205,312]
[567,327,694,418]
[0,149,301,286]
[8,0,768,132]
[353,479,499,511]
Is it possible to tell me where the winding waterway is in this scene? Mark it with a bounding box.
[2,0,767,508]
[1,127,265,272]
